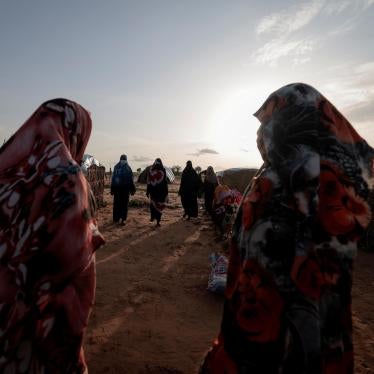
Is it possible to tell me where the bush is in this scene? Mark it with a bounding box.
[128,199,147,208]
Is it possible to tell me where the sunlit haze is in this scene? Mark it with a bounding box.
[1,1,373,171]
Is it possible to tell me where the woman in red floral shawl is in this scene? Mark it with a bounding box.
[0,99,105,373]
[146,158,168,226]
[201,83,374,373]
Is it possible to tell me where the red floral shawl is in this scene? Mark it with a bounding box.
[201,83,374,374]
[0,99,105,373]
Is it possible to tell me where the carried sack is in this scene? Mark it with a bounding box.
[207,253,228,294]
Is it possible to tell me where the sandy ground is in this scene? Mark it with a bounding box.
[84,180,374,373]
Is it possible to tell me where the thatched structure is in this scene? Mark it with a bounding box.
[217,168,258,193]
[81,155,106,207]
[86,164,106,207]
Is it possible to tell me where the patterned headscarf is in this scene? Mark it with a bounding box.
[0,99,105,373]
[253,82,373,224]
[201,83,374,373]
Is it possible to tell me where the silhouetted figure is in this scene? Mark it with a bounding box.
[179,160,201,219]
[201,83,374,374]
[203,166,218,214]
[111,154,135,225]
[146,158,168,226]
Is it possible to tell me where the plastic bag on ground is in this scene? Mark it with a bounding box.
[207,253,228,294]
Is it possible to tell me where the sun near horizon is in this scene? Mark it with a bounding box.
[1,1,373,172]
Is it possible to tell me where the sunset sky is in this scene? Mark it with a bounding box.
[1,0,373,171]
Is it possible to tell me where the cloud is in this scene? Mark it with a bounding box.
[341,63,374,121]
[292,56,311,65]
[361,0,374,9]
[344,100,374,123]
[131,155,153,162]
[253,37,314,66]
[355,61,374,75]
[323,0,351,15]
[241,148,249,153]
[253,0,322,66]
[256,0,324,36]
[253,0,373,67]
[326,0,374,36]
[187,148,219,156]
[320,61,374,126]
[328,19,356,37]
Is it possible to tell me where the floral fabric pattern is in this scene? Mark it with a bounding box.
[0,99,105,373]
[213,186,242,237]
[201,83,374,373]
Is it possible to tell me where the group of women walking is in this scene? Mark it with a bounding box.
[179,161,223,221]
[111,156,169,227]
[111,156,219,227]
[0,83,373,373]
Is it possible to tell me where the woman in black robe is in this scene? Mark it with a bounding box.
[203,166,218,215]
[146,158,168,226]
[110,154,136,225]
[179,160,201,219]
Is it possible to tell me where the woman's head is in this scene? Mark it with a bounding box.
[253,83,374,198]
[41,98,92,163]
[253,83,320,165]
[207,166,215,174]
[153,158,164,168]
[0,98,92,177]
[253,83,369,161]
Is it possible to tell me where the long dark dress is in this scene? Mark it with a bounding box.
[112,186,131,222]
[147,164,168,223]
[179,166,201,218]
[201,83,374,373]
[203,180,218,214]
[111,161,135,222]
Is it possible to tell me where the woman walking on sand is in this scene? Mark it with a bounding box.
[111,154,136,225]
[146,158,168,226]
[201,83,374,374]
[179,160,201,219]
[203,166,218,214]
[0,99,105,373]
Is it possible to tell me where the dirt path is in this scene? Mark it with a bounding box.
[84,185,374,373]
[352,251,374,373]
[85,186,225,373]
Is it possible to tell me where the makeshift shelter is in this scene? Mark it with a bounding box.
[137,166,175,184]
[216,168,258,193]
[81,154,106,207]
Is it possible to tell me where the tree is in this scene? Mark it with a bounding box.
[172,165,181,175]
[195,166,202,174]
